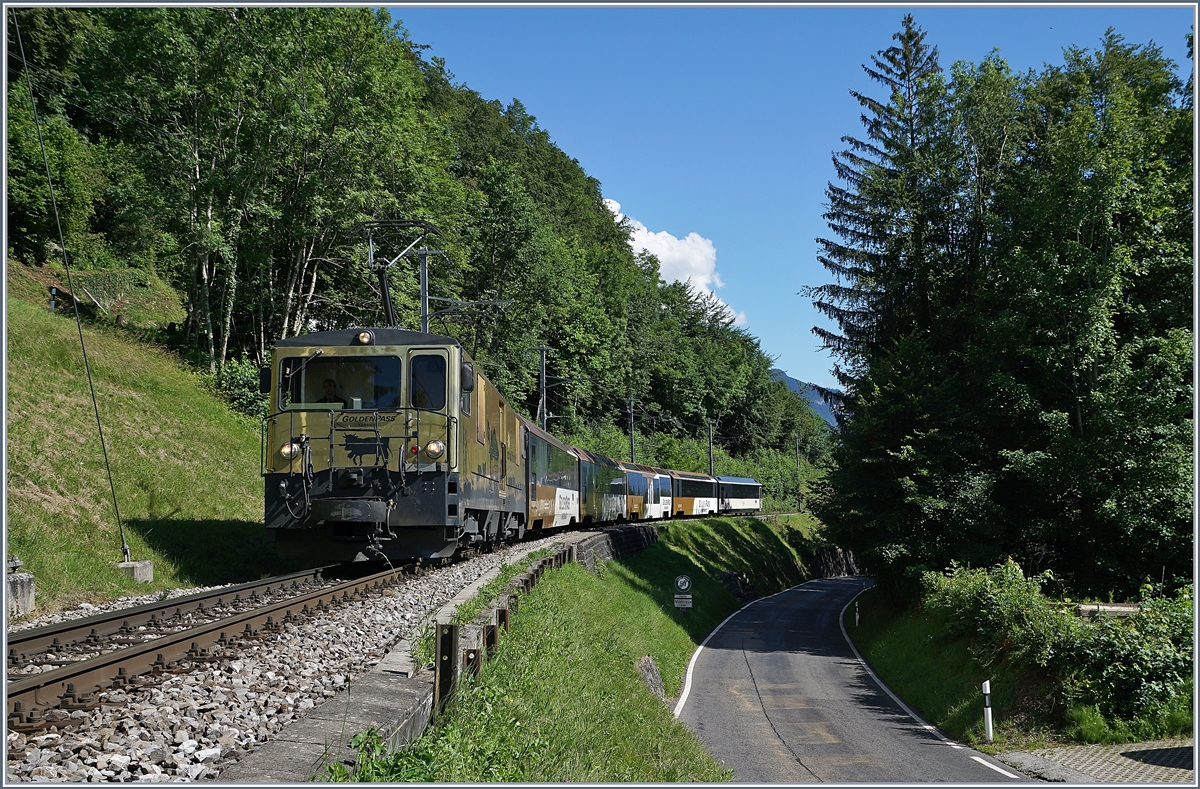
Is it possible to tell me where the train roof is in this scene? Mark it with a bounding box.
[717,476,761,485]
[574,448,622,468]
[521,418,578,456]
[669,469,718,482]
[616,461,657,475]
[275,327,459,348]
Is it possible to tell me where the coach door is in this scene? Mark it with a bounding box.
[498,401,507,501]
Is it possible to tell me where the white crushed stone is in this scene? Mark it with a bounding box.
[9,585,235,633]
[5,537,560,782]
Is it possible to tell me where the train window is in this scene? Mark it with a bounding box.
[679,479,716,498]
[460,367,472,415]
[410,355,446,410]
[280,356,401,410]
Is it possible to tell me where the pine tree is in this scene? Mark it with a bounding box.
[806,14,956,386]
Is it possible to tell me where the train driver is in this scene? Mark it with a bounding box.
[317,378,349,408]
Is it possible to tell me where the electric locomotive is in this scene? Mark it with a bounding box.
[259,220,762,562]
[261,327,528,561]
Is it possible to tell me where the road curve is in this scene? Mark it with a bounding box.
[676,577,1025,783]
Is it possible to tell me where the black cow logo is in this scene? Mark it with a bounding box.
[341,434,392,466]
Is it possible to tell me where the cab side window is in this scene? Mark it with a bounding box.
[410,355,446,410]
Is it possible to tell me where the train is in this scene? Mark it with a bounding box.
[258,326,763,562]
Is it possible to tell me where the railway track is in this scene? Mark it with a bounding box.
[5,562,428,732]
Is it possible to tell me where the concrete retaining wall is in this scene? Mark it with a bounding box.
[810,546,859,578]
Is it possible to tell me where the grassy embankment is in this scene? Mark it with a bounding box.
[337,513,825,782]
[845,583,1193,750]
[843,588,1039,751]
[6,265,298,615]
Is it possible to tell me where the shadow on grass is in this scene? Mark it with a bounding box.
[610,544,741,645]
[594,517,827,647]
[661,517,811,595]
[126,518,310,585]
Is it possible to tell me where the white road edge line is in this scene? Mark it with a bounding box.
[837,584,961,749]
[972,756,1020,778]
[838,585,1021,779]
[673,579,823,718]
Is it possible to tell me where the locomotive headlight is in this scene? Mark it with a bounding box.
[424,439,445,459]
[279,442,301,460]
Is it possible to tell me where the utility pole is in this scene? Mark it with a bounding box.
[708,421,715,477]
[628,397,636,463]
[537,346,550,430]
[795,434,802,511]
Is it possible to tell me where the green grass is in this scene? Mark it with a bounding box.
[409,551,550,672]
[342,561,733,782]
[844,582,1104,748]
[844,588,1180,752]
[340,514,816,781]
[6,277,299,615]
[845,588,1034,751]
[451,548,550,627]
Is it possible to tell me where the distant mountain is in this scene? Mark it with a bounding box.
[770,368,838,426]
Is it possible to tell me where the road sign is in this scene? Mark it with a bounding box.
[674,594,693,609]
[674,575,692,593]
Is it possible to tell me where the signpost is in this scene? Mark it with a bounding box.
[674,575,693,611]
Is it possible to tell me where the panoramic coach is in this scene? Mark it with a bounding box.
[524,420,580,529]
[717,476,763,514]
[670,470,719,517]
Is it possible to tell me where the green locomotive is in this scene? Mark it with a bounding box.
[262,327,527,561]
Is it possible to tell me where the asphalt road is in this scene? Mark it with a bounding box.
[676,577,1027,783]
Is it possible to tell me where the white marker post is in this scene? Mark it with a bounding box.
[855,601,859,627]
[982,680,993,742]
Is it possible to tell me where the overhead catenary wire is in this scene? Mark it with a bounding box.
[13,11,130,563]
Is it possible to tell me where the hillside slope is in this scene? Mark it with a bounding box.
[769,368,836,426]
[6,268,290,614]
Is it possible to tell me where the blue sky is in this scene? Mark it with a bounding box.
[387,4,1194,389]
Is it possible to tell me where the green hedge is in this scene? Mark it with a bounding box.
[922,560,1193,738]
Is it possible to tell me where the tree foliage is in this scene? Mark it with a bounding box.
[6,7,830,488]
[808,16,1192,599]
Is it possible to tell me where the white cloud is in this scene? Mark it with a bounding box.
[604,199,747,326]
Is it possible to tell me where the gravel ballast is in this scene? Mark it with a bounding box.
[5,538,561,783]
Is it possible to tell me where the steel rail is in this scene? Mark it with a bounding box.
[7,567,334,661]
[6,565,409,724]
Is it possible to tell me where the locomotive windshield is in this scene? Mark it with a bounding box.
[280,356,402,410]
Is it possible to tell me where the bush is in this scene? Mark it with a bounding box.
[922,562,1194,739]
[1061,585,1193,721]
[922,559,1077,668]
[214,356,268,420]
